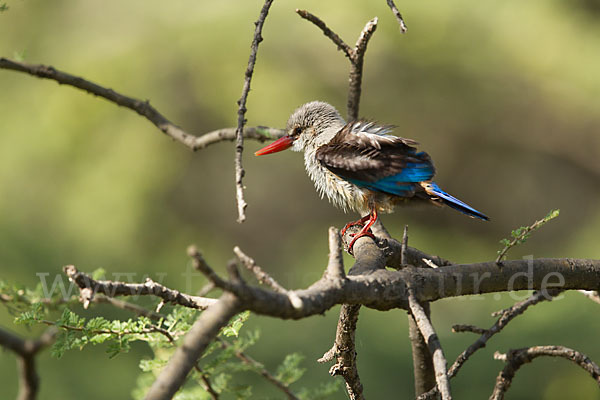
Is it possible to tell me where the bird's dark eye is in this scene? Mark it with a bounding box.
[291,127,302,137]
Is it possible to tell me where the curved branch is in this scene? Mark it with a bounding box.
[448,289,562,379]
[0,58,284,151]
[490,345,600,400]
[0,327,57,400]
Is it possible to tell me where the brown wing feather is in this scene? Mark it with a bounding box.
[315,122,434,182]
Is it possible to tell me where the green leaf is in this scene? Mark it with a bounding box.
[14,303,44,326]
[91,268,107,280]
[298,380,343,400]
[275,353,305,385]
[222,311,250,337]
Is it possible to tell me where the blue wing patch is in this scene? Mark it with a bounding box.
[348,161,434,197]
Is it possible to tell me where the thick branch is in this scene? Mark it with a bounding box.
[234,0,275,223]
[490,346,600,400]
[145,293,242,400]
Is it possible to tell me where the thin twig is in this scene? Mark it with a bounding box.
[496,209,559,263]
[218,338,300,400]
[447,289,561,380]
[295,10,353,58]
[408,289,452,400]
[400,225,408,265]
[385,0,408,33]
[187,246,234,291]
[0,58,284,151]
[234,246,287,293]
[234,246,303,309]
[0,57,285,151]
[194,365,220,400]
[0,327,57,400]
[93,295,164,321]
[234,0,275,223]
[451,324,488,335]
[63,265,218,310]
[490,346,600,400]
[295,10,378,120]
[39,319,177,343]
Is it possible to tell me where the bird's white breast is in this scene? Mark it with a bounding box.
[303,147,371,215]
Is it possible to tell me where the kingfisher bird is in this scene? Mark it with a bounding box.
[255,101,488,253]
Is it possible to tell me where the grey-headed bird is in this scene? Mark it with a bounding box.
[255,101,488,252]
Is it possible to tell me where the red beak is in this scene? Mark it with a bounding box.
[254,136,294,156]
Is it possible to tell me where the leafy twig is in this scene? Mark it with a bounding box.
[496,209,560,262]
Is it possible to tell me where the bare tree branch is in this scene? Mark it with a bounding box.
[218,338,300,400]
[234,0,275,223]
[0,58,285,150]
[194,367,220,400]
[234,246,304,309]
[319,304,364,400]
[295,10,377,120]
[408,302,436,396]
[325,227,346,280]
[93,295,164,320]
[447,289,562,380]
[490,346,600,400]
[64,265,218,310]
[0,327,57,400]
[145,293,242,400]
[385,0,408,32]
[408,289,452,400]
[295,9,353,58]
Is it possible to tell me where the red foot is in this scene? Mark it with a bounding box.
[343,209,379,255]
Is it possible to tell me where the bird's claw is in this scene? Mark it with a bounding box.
[347,228,376,255]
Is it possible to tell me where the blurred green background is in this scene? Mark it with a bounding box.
[1,0,600,398]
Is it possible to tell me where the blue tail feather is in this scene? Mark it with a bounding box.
[428,182,489,221]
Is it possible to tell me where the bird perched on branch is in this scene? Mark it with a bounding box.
[255,101,488,253]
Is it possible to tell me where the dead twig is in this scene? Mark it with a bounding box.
[63,265,218,310]
[491,345,600,400]
[0,327,57,400]
[0,58,284,151]
[296,10,378,120]
[408,289,452,400]
[318,304,364,400]
[218,338,300,400]
[234,0,275,223]
[385,0,408,32]
[448,289,562,379]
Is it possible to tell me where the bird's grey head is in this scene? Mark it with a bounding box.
[286,101,346,152]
